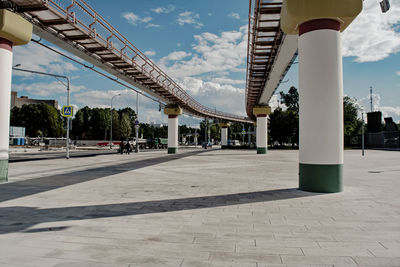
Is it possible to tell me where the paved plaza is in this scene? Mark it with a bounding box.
[0,148,399,266]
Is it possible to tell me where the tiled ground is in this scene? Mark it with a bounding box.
[1,148,399,266]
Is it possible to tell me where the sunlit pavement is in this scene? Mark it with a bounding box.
[1,148,399,266]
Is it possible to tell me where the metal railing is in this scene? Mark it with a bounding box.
[14,0,251,123]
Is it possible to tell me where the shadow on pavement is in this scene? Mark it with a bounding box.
[0,149,211,203]
[0,188,318,234]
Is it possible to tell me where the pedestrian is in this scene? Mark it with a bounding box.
[125,139,131,154]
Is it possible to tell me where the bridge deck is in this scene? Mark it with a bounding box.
[246,0,297,119]
[10,0,251,123]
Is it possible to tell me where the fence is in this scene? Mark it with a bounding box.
[345,131,400,149]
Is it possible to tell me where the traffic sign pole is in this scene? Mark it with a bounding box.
[66,78,70,159]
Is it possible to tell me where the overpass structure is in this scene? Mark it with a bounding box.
[246,0,297,121]
[6,0,251,124]
[1,0,363,193]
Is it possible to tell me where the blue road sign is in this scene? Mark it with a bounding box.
[62,105,73,117]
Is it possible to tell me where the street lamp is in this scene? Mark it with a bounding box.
[135,92,139,153]
[12,66,71,159]
[110,93,121,149]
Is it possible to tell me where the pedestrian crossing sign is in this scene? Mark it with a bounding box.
[62,105,73,117]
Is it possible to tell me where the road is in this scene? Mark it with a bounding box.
[8,146,204,162]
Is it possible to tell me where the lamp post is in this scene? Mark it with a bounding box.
[135,92,139,153]
[361,108,365,156]
[110,93,121,149]
[12,66,71,159]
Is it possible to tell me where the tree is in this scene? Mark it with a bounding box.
[269,107,298,147]
[119,113,132,139]
[10,103,64,137]
[280,86,299,113]
[118,107,136,131]
[72,106,92,139]
[343,96,362,135]
[90,108,110,140]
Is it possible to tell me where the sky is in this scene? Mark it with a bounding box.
[11,0,400,125]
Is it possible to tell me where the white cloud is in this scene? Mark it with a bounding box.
[211,77,245,85]
[357,93,400,123]
[144,50,156,57]
[13,42,78,77]
[160,51,192,62]
[122,12,158,27]
[396,71,400,76]
[177,77,246,116]
[146,23,160,28]
[122,12,140,25]
[159,25,248,79]
[228,12,240,20]
[142,17,152,23]
[342,0,400,62]
[13,81,85,97]
[151,5,176,14]
[177,11,203,28]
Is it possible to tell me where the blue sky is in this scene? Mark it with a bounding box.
[11,0,400,125]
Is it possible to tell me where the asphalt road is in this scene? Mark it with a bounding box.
[8,146,208,162]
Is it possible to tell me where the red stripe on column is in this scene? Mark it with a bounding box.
[0,38,13,52]
[257,114,267,117]
[168,115,178,118]
[299,19,340,36]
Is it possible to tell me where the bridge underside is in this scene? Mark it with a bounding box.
[246,0,297,120]
[8,0,251,123]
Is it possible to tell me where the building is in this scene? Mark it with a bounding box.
[11,91,58,109]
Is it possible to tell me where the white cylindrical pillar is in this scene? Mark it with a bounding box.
[167,115,179,154]
[221,127,228,146]
[298,19,343,193]
[256,115,268,154]
[0,38,13,182]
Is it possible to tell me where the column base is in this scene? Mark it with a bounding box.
[0,159,8,183]
[257,147,267,154]
[168,147,178,154]
[299,163,343,193]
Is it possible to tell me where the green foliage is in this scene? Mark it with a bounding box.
[343,96,362,135]
[10,103,64,137]
[119,113,132,139]
[280,86,299,113]
[269,107,298,147]
[71,106,136,140]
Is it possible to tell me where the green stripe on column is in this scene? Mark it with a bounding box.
[257,147,267,154]
[168,147,178,154]
[299,163,343,193]
[0,159,8,183]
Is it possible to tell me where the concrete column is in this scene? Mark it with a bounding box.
[253,106,271,154]
[0,38,13,182]
[164,105,182,154]
[298,19,344,192]
[219,122,230,147]
[280,0,362,192]
[168,115,178,154]
[0,10,32,182]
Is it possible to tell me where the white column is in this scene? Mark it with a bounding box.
[298,19,343,192]
[168,115,178,154]
[0,38,13,182]
[256,115,267,154]
[221,128,228,146]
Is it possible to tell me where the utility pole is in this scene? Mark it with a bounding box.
[110,93,121,149]
[370,86,373,112]
[66,78,70,159]
[135,92,139,153]
[361,111,365,156]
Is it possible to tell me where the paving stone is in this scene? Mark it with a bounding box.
[0,149,398,266]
